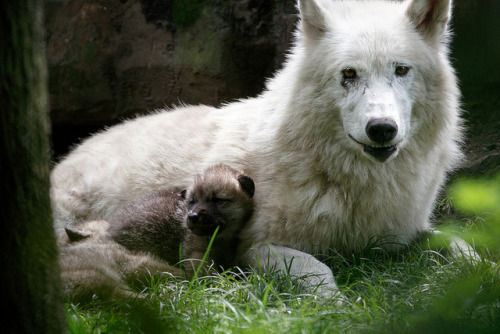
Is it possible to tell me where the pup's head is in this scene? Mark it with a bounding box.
[296,0,455,163]
[183,164,254,237]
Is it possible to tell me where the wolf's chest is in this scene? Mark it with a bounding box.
[276,181,422,254]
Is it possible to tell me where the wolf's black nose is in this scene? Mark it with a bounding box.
[366,118,398,144]
[188,212,199,224]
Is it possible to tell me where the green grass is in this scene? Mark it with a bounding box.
[65,176,500,333]
[64,244,500,333]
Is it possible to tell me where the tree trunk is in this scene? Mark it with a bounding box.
[0,1,66,332]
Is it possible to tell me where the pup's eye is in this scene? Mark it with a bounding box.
[342,68,357,79]
[395,66,410,76]
[214,198,229,206]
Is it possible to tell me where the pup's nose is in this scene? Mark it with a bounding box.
[188,212,199,224]
[366,118,398,144]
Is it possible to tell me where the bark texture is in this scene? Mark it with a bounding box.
[1,1,66,332]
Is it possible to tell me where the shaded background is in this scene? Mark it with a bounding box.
[45,0,500,177]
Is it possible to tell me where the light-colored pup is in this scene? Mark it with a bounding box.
[59,220,182,302]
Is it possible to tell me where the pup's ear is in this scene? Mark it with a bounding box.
[406,0,452,42]
[65,226,91,242]
[237,175,255,199]
[180,189,187,199]
[299,0,327,39]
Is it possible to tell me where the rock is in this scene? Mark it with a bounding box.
[45,0,297,157]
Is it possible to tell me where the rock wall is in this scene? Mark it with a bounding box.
[46,0,297,157]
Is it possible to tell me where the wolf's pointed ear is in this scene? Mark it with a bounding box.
[180,189,187,199]
[65,226,91,242]
[406,0,452,42]
[237,175,255,199]
[299,0,327,39]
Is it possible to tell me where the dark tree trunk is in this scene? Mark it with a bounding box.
[0,1,66,333]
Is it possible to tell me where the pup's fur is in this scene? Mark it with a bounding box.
[59,165,253,301]
[182,164,255,273]
[59,220,182,302]
[107,164,254,275]
[107,189,187,266]
[51,0,463,295]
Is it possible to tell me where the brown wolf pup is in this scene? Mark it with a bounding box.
[108,163,255,276]
[182,164,255,274]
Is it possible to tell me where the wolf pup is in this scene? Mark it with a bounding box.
[107,164,255,276]
[59,220,183,302]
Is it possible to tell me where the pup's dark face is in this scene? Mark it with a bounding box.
[184,164,254,237]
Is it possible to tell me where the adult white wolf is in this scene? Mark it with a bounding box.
[51,0,462,296]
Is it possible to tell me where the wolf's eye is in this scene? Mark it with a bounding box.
[395,66,410,76]
[342,68,357,79]
[214,198,230,206]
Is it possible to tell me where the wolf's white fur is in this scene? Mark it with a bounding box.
[51,0,462,295]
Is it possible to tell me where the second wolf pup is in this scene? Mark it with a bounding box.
[60,220,182,302]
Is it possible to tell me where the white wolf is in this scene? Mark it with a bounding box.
[51,0,462,296]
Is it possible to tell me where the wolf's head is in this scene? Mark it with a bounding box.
[290,0,456,164]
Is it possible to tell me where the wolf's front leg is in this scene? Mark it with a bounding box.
[245,244,342,301]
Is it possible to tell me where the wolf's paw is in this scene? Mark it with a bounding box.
[314,282,345,306]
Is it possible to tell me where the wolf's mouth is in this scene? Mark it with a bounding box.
[349,135,398,163]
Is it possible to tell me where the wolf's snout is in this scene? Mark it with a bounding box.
[188,211,202,224]
[187,209,221,236]
[366,118,398,144]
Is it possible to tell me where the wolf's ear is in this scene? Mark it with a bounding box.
[406,0,452,42]
[65,226,91,242]
[180,189,187,199]
[299,0,327,39]
[237,175,255,199]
